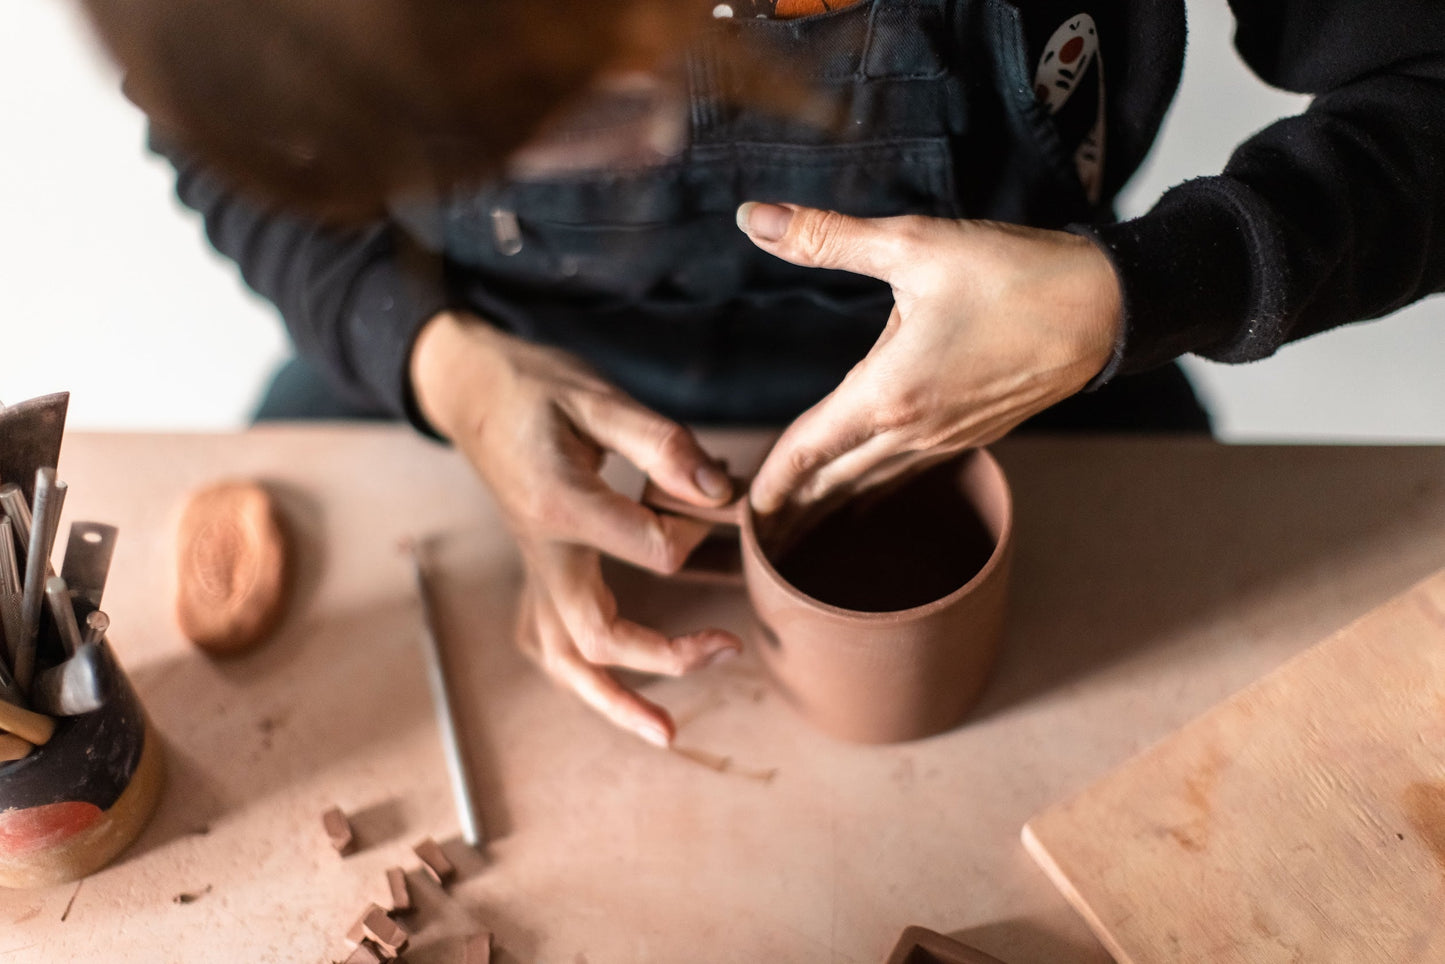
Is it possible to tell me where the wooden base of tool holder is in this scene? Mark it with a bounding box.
[0,667,165,888]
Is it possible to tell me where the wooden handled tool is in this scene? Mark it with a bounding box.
[0,733,34,763]
[0,696,56,746]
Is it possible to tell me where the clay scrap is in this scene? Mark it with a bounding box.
[343,941,386,964]
[361,904,410,958]
[412,837,455,886]
[322,805,357,856]
[386,866,412,914]
[175,479,289,655]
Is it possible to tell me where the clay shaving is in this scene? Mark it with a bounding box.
[672,745,777,784]
[59,880,83,922]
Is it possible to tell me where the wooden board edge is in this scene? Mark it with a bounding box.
[1019,567,1445,964]
[1021,821,1135,964]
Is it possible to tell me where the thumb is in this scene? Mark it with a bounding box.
[736,202,902,282]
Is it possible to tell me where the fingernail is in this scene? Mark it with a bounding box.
[638,722,671,748]
[706,646,740,667]
[736,202,792,242]
[695,463,731,501]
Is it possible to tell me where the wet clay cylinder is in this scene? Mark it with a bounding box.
[0,642,166,888]
[646,448,1012,744]
[743,451,1012,743]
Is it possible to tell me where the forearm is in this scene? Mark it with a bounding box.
[153,131,449,427]
[1082,7,1445,382]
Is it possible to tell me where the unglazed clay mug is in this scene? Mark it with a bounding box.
[644,448,1012,743]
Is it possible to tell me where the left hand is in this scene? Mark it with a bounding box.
[737,202,1124,522]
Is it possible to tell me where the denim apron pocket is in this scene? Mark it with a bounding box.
[975,0,1095,225]
[430,0,1105,422]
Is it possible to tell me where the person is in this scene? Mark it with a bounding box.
[92,0,1445,746]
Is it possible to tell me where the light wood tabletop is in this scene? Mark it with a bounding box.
[4,426,1445,963]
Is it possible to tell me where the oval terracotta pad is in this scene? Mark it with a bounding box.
[175,479,289,655]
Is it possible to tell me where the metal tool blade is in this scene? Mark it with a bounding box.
[30,642,105,716]
[0,393,68,505]
[61,522,118,610]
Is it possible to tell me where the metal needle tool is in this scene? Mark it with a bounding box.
[45,577,85,656]
[16,469,66,692]
[83,610,110,648]
[0,516,23,671]
[0,523,22,704]
[407,538,485,848]
[0,484,29,556]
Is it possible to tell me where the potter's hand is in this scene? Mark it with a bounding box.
[737,203,1121,519]
[411,311,741,747]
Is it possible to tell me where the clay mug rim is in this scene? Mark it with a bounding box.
[642,447,1013,618]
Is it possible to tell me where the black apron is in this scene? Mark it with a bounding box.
[397,0,1207,430]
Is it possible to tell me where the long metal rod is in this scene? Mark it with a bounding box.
[0,517,21,672]
[0,484,29,556]
[45,577,84,657]
[16,469,65,692]
[407,539,484,847]
[83,610,110,648]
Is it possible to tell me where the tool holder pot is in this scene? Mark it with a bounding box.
[0,642,164,888]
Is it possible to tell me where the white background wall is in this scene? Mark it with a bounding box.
[2,1,1442,439]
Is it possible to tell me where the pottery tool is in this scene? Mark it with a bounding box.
[0,516,21,672]
[0,695,56,746]
[0,732,33,762]
[0,392,68,507]
[407,540,485,847]
[0,648,22,708]
[2,486,78,665]
[1023,567,1445,964]
[29,642,106,717]
[16,468,66,692]
[83,610,109,648]
[45,576,85,656]
[60,521,118,610]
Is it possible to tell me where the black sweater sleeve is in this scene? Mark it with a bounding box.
[1080,0,1445,383]
[154,135,449,429]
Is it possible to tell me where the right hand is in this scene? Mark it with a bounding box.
[410,310,741,747]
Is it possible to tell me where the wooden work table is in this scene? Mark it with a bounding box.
[3,426,1445,963]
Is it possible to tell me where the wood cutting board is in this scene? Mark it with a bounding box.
[1023,568,1445,964]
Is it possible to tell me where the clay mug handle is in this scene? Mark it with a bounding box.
[639,476,750,587]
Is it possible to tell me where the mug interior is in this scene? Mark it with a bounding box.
[743,449,1011,616]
